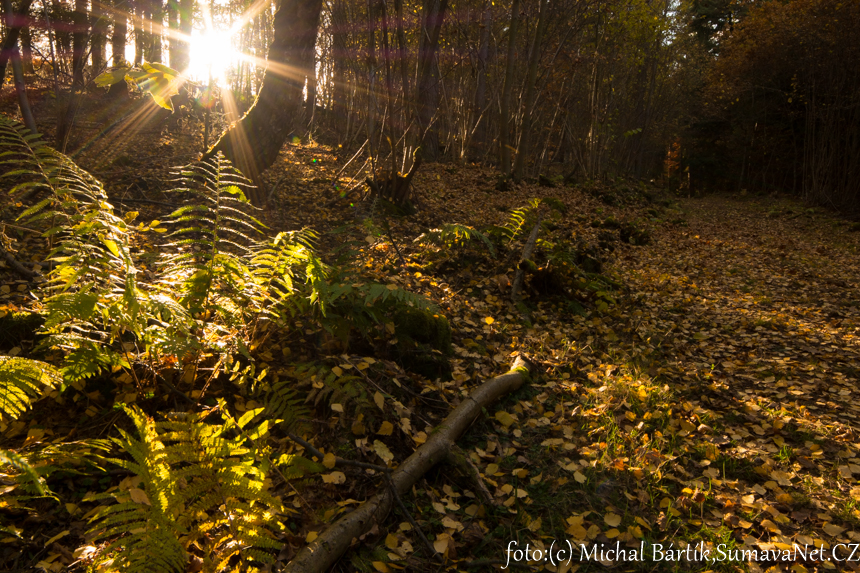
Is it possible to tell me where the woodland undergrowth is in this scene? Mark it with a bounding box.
[0,117,859,573]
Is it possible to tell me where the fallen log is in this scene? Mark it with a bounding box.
[282,355,533,573]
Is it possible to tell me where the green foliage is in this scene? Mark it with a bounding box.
[414,223,496,257]
[160,153,264,318]
[493,198,567,244]
[0,356,61,419]
[87,404,284,572]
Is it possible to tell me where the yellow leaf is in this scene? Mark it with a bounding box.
[513,468,528,479]
[374,391,385,411]
[495,411,516,427]
[323,453,336,469]
[129,488,150,505]
[433,534,449,555]
[331,403,344,413]
[485,463,500,475]
[306,531,318,542]
[43,530,69,547]
[605,528,620,538]
[322,471,346,484]
[604,513,622,527]
[484,317,494,325]
[442,517,464,531]
[373,440,394,464]
[378,421,394,436]
[102,238,120,258]
[332,366,344,377]
[385,533,399,550]
[574,471,586,483]
[372,561,389,572]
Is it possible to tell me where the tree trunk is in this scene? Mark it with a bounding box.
[71,0,88,86]
[205,0,324,205]
[3,0,36,134]
[11,46,37,134]
[111,0,128,65]
[19,24,32,72]
[512,0,549,181]
[91,0,106,70]
[499,0,520,175]
[167,0,178,68]
[0,0,34,86]
[471,1,491,154]
[176,0,192,71]
[149,0,162,62]
[414,0,448,160]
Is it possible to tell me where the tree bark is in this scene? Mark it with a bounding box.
[0,0,34,87]
[512,0,550,181]
[282,355,533,573]
[510,210,543,302]
[499,0,521,175]
[111,0,128,65]
[175,0,192,71]
[91,0,107,70]
[149,0,162,62]
[19,24,32,72]
[414,0,448,160]
[11,46,37,134]
[471,1,491,154]
[71,0,88,86]
[3,0,36,134]
[205,0,324,205]
[167,0,178,68]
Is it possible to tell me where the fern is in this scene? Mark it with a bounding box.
[160,153,265,319]
[500,198,567,243]
[1,117,148,381]
[0,356,61,419]
[88,405,284,573]
[414,223,496,257]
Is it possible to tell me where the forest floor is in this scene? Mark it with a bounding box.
[1,92,860,572]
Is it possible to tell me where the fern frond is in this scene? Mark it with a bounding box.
[414,223,496,257]
[0,356,61,419]
[0,449,46,495]
[90,405,284,572]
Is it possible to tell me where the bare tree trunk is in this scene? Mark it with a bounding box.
[19,24,32,72]
[91,0,106,70]
[510,210,542,302]
[71,0,88,86]
[167,0,178,68]
[111,0,128,65]
[176,0,191,71]
[3,0,36,133]
[149,0,162,62]
[414,0,448,160]
[512,0,549,181]
[205,0,324,205]
[11,47,37,134]
[0,0,34,86]
[471,1,491,155]
[499,0,520,175]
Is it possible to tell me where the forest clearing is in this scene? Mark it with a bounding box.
[1,0,859,571]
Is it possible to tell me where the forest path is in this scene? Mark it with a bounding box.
[421,192,860,572]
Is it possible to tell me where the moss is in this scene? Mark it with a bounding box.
[0,312,44,348]
[392,308,452,379]
[393,308,451,354]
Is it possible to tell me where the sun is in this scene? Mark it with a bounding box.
[187,29,235,85]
